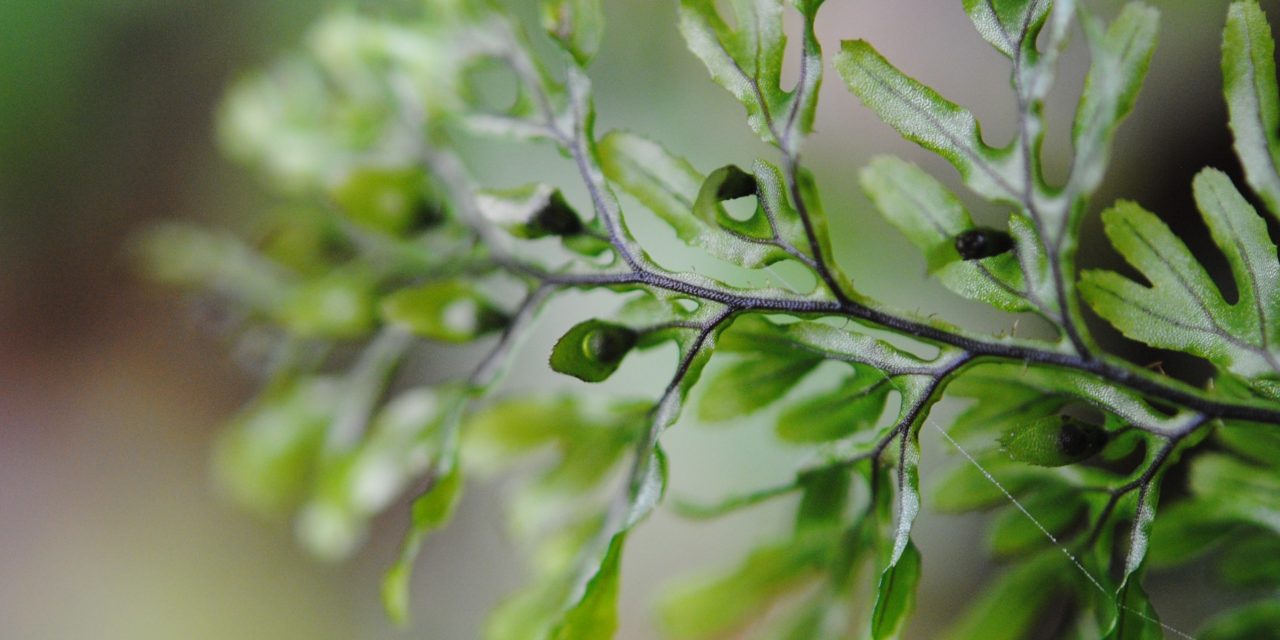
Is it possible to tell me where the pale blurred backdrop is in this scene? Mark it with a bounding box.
[0,1,1263,638]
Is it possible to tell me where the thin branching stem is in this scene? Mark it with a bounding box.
[467,284,553,388]
[492,40,1279,436]
[1082,421,1198,548]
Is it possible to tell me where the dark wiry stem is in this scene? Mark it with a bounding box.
[446,16,1280,466]
[1082,423,1196,549]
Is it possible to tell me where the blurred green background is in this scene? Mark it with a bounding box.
[0,1,1262,638]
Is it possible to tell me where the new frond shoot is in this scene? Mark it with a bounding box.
[143,0,1280,637]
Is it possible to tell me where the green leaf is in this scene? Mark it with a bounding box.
[475,184,585,239]
[1218,531,1280,587]
[693,165,777,251]
[946,372,1068,441]
[1102,576,1162,640]
[549,319,640,383]
[547,447,667,638]
[220,12,499,189]
[1195,168,1280,357]
[533,417,646,501]
[476,397,647,543]
[988,488,1085,556]
[298,385,461,559]
[859,156,1032,313]
[698,351,823,422]
[959,362,1180,432]
[689,163,820,268]
[528,318,718,640]
[942,551,1068,640]
[331,167,442,236]
[213,377,338,516]
[276,270,378,339]
[1027,0,1078,100]
[382,460,464,625]
[869,398,932,640]
[624,445,670,531]
[484,515,608,640]
[473,400,653,638]
[1109,428,1203,615]
[717,315,937,374]
[1216,368,1280,402]
[769,599,842,640]
[1147,501,1240,569]
[597,131,788,268]
[775,369,890,442]
[1199,600,1280,640]
[870,540,921,640]
[1216,419,1280,466]
[219,58,381,191]
[998,415,1108,467]
[788,0,826,149]
[462,396,581,465]
[1080,176,1280,379]
[541,0,604,67]
[674,0,826,150]
[618,294,710,350]
[137,223,291,310]
[549,533,625,640]
[597,130,704,240]
[789,165,849,288]
[1224,0,1280,218]
[1100,427,1144,463]
[962,0,1052,60]
[462,395,646,534]
[254,206,353,277]
[932,454,1058,513]
[834,40,1021,203]
[660,538,826,639]
[678,0,786,145]
[795,465,851,531]
[888,410,925,552]
[756,159,833,262]
[1190,453,1280,533]
[1006,213,1055,306]
[1069,3,1159,203]
[382,280,509,343]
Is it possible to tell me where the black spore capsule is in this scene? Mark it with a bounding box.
[583,325,638,365]
[530,191,584,236]
[1000,415,1109,467]
[411,199,446,231]
[715,165,758,200]
[1057,420,1108,460]
[550,320,639,383]
[954,227,1014,260]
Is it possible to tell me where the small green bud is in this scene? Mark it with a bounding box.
[257,208,353,276]
[331,168,443,236]
[276,272,378,339]
[954,227,1013,260]
[550,320,638,382]
[381,281,508,343]
[999,415,1108,467]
